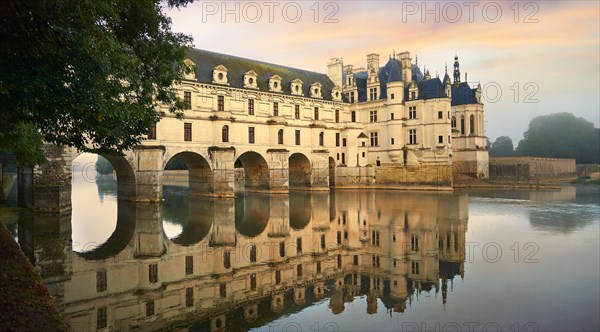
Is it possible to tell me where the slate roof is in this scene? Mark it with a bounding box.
[184,48,341,101]
[451,82,478,106]
[351,57,446,102]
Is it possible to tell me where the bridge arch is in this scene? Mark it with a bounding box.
[71,152,136,201]
[164,193,214,246]
[164,151,213,195]
[235,151,270,191]
[289,153,311,189]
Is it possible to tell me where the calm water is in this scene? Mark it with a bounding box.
[6,171,600,332]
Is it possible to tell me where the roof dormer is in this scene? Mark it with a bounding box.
[331,85,342,101]
[212,64,229,85]
[290,78,303,96]
[244,70,258,89]
[182,59,196,80]
[269,75,282,92]
[310,82,322,99]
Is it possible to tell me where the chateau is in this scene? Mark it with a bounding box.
[151,48,488,191]
[16,48,490,211]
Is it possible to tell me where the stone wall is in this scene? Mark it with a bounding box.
[490,156,576,182]
[333,163,452,188]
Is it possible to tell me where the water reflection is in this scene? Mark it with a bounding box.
[12,180,599,331]
[22,186,469,331]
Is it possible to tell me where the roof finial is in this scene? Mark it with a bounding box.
[465,72,468,82]
[393,49,396,59]
[445,63,448,73]
[415,54,418,66]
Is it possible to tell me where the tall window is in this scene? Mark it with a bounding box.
[295,105,300,119]
[248,99,254,115]
[222,125,229,142]
[219,283,226,298]
[314,107,319,120]
[470,115,475,134]
[96,269,107,292]
[295,130,300,145]
[335,109,340,123]
[370,111,378,123]
[250,273,257,290]
[249,244,257,262]
[409,106,417,119]
[369,88,378,100]
[335,133,340,147]
[319,132,324,146]
[184,123,192,141]
[146,301,155,317]
[278,129,284,144]
[186,287,194,307]
[248,127,255,144]
[342,138,346,147]
[275,270,281,284]
[185,255,193,275]
[223,251,231,269]
[149,264,158,283]
[411,261,420,274]
[148,125,156,140]
[350,91,355,103]
[273,102,279,116]
[97,307,107,329]
[279,241,285,257]
[297,237,303,254]
[438,111,443,119]
[297,264,303,277]
[409,129,417,144]
[217,95,224,111]
[460,116,465,135]
[451,116,457,128]
[411,234,419,251]
[351,111,356,122]
[184,91,191,109]
[370,132,378,147]
[438,135,444,144]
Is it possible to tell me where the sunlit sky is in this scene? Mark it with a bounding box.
[165,1,599,144]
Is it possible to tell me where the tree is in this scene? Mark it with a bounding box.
[490,136,514,156]
[0,0,193,165]
[516,113,600,164]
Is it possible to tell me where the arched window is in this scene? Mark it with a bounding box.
[460,116,465,135]
[222,125,229,142]
[451,116,456,128]
[470,115,475,135]
[319,132,324,146]
[278,129,284,145]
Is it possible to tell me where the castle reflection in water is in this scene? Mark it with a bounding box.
[20,188,468,331]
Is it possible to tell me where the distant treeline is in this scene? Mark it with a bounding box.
[490,113,600,164]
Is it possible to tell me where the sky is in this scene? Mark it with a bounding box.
[164,1,600,144]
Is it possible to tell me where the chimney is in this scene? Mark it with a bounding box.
[327,57,343,89]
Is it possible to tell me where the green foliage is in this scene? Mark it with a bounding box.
[516,113,600,164]
[95,156,114,175]
[490,136,514,157]
[0,0,194,165]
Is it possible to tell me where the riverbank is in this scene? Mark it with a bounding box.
[0,220,67,331]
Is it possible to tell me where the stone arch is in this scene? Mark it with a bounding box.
[235,151,270,191]
[71,152,136,201]
[164,151,213,195]
[235,193,270,237]
[289,153,311,189]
